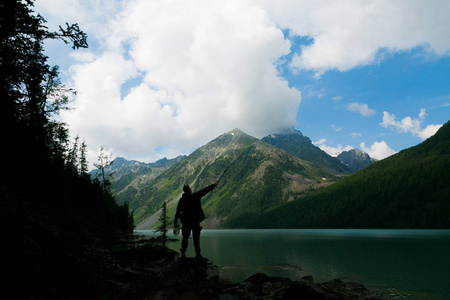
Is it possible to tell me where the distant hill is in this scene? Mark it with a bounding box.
[262,128,351,174]
[90,156,186,181]
[131,128,338,229]
[337,149,377,172]
[90,156,186,205]
[247,120,450,229]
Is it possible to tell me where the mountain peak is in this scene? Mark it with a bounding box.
[348,149,368,157]
[227,128,247,136]
[112,157,127,165]
[337,149,376,172]
[265,128,304,138]
[131,128,337,228]
[262,130,350,175]
[278,127,303,136]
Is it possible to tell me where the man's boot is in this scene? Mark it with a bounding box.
[195,252,207,261]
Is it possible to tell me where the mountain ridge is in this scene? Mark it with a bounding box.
[130,128,338,229]
[262,129,351,174]
[337,149,377,172]
[246,120,450,228]
[90,155,186,206]
[102,123,448,230]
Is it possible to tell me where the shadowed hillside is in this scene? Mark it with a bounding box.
[247,120,450,229]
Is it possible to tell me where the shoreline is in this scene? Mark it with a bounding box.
[97,238,388,299]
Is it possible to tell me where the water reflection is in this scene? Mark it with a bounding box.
[136,229,450,300]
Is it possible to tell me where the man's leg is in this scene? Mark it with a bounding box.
[181,225,192,258]
[192,225,202,258]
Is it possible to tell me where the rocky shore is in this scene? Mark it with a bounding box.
[79,241,387,299]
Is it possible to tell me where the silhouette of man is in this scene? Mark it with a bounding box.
[174,182,217,259]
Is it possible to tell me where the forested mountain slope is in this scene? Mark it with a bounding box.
[90,156,186,205]
[247,121,450,229]
[132,129,338,229]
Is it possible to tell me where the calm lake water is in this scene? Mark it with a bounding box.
[134,229,450,299]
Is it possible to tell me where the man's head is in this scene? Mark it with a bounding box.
[183,185,192,194]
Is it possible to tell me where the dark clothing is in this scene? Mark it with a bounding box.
[174,183,216,255]
[181,224,201,254]
[174,184,215,226]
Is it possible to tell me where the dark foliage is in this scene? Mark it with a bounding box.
[154,201,169,251]
[1,1,133,297]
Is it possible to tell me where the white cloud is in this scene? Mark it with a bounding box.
[313,138,326,145]
[70,51,97,63]
[331,124,342,132]
[360,141,397,160]
[313,138,353,157]
[351,132,362,138]
[347,102,376,117]
[57,0,301,163]
[36,0,450,165]
[419,124,443,140]
[381,109,442,140]
[262,0,450,75]
[35,0,123,40]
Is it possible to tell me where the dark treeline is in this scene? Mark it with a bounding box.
[1,0,133,297]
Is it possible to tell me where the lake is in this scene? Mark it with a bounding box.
[134,229,450,299]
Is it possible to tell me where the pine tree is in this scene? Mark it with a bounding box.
[154,201,168,252]
[66,134,79,170]
[1,2,134,297]
[79,140,89,177]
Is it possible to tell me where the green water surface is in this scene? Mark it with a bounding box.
[136,229,450,299]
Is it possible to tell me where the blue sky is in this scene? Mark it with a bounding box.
[290,47,450,155]
[35,0,449,165]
